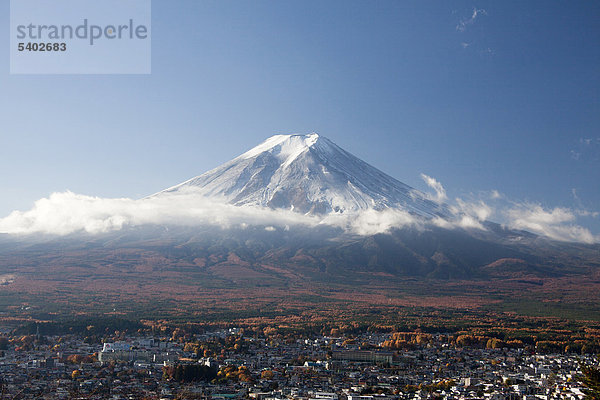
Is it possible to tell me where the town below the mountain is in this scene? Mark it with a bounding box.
[0,325,598,400]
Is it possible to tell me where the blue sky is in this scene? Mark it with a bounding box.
[0,1,599,238]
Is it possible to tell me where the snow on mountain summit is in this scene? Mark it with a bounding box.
[158,133,448,217]
[239,133,319,164]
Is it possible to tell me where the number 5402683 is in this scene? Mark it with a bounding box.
[18,42,67,52]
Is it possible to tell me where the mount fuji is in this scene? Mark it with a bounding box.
[0,133,598,324]
[157,133,449,218]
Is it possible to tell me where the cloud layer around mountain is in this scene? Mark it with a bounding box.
[0,177,597,244]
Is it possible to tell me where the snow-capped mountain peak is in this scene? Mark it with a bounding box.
[158,133,448,217]
[239,133,319,164]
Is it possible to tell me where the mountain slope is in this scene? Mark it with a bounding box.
[158,133,448,217]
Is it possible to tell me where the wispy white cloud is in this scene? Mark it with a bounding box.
[445,197,492,231]
[505,203,599,244]
[323,208,423,236]
[571,188,583,208]
[456,8,487,32]
[576,209,600,218]
[421,180,599,243]
[419,177,491,230]
[420,173,447,203]
[571,190,600,218]
[570,137,600,161]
